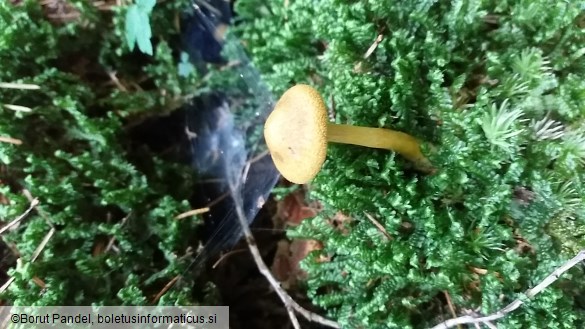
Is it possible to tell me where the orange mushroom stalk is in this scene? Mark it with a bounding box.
[264,84,432,184]
[327,124,428,166]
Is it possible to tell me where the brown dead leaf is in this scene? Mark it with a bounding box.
[270,239,325,289]
[466,279,481,292]
[469,266,503,281]
[271,240,292,283]
[328,211,353,235]
[275,190,321,227]
[290,239,326,276]
[0,192,9,205]
[92,237,108,257]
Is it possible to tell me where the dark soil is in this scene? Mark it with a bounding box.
[207,195,328,329]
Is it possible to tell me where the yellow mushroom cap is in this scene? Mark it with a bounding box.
[264,84,329,184]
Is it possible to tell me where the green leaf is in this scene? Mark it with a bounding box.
[136,0,156,14]
[178,52,194,77]
[124,3,153,55]
[135,10,153,55]
[124,5,140,52]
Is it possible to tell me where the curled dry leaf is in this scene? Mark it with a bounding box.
[0,188,9,205]
[275,189,321,227]
[271,240,293,284]
[271,239,326,289]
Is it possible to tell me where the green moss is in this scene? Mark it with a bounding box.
[0,0,213,305]
[235,0,585,328]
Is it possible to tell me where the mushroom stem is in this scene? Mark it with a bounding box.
[326,123,432,168]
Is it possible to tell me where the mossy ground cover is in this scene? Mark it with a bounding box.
[1,1,585,329]
[0,0,217,306]
[234,1,585,328]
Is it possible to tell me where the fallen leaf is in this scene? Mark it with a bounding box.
[275,190,321,227]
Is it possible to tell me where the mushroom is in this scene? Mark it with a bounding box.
[263,84,432,184]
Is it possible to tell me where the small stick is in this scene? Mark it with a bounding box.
[3,104,33,112]
[364,33,384,59]
[364,212,392,241]
[22,189,53,226]
[0,198,39,235]
[106,71,127,92]
[212,248,247,269]
[430,249,585,329]
[206,191,230,209]
[247,150,270,165]
[175,207,210,220]
[0,136,22,145]
[32,276,46,289]
[0,82,40,90]
[463,309,496,329]
[228,177,340,329]
[0,278,15,294]
[443,291,461,329]
[30,227,56,262]
[0,196,54,293]
[240,150,271,184]
[104,212,131,253]
[151,275,180,305]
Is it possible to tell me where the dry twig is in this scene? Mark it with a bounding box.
[104,212,131,254]
[0,198,39,235]
[442,291,461,329]
[364,33,384,59]
[228,174,340,329]
[106,71,128,92]
[175,207,210,220]
[211,248,247,269]
[431,249,585,329]
[0,136,22,145]
[0,82,40,90]
[364,211,392,241]
[30,228,56,262]
[151,275,180,305]
[3,104,33,112]
[0,196,55,294]
[0,198,41,293]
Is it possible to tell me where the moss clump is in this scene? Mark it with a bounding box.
[235,1,585,328]
[0,0,215,305]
